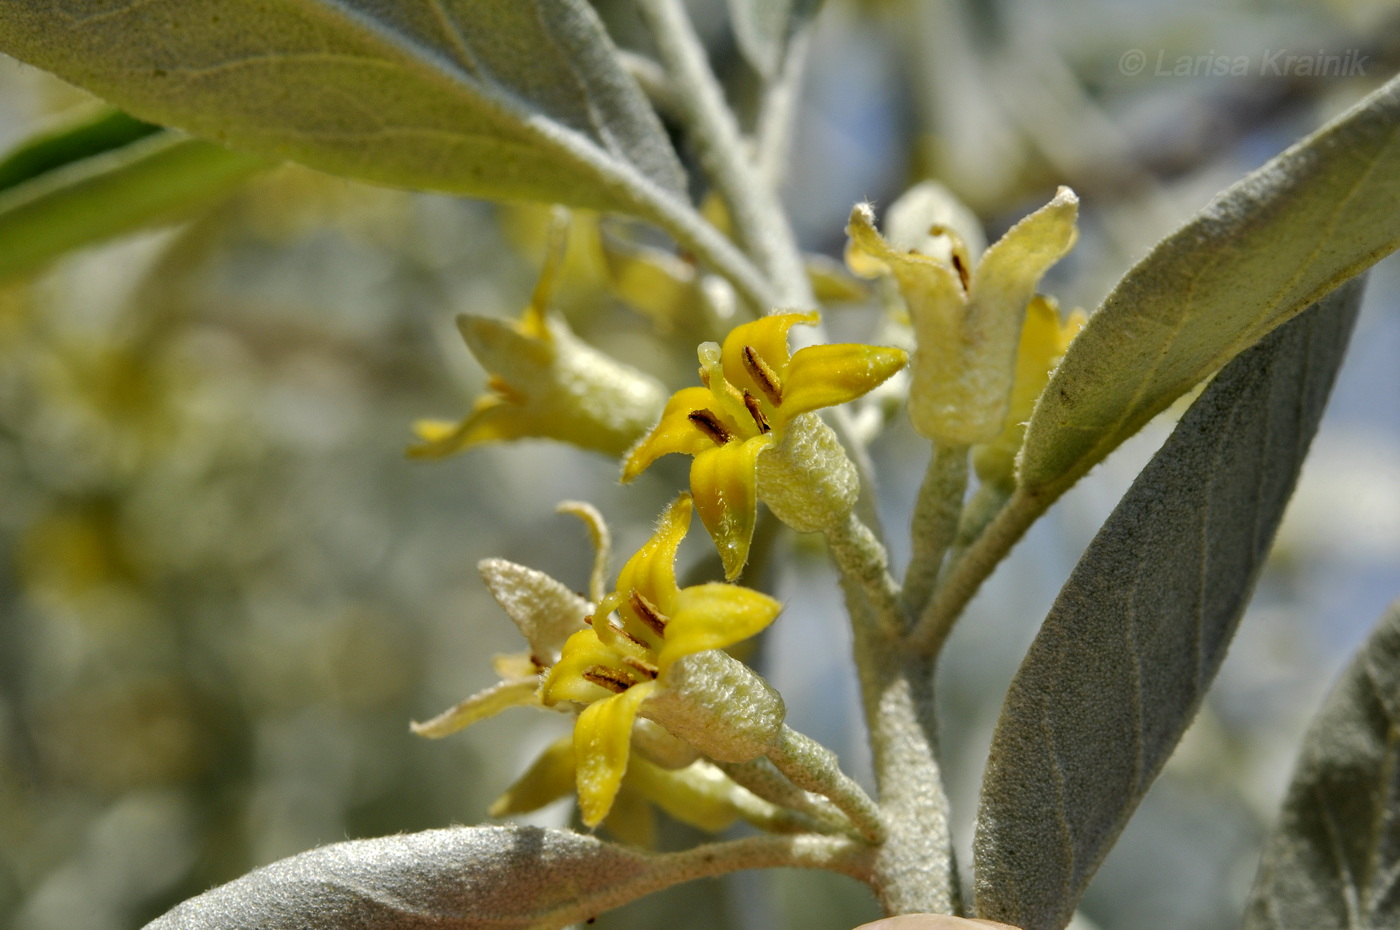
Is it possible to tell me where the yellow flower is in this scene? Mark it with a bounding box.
[973,296,1087,491]
[540,494,784,827]
[412,502,767,841]
[623,312,907,579]
[410,216,665,459]
[489,732,759,847]
[847,186,1078,446]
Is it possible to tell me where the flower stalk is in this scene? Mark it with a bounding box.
[902,442,970,617]
[766,726,886,844]
[634,0,813,308]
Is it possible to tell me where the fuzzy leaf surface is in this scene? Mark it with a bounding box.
[975,280,1364,930]
[1242,599,1400,930]
[1019,74,1400,498]
[147,825,676,929]
[0,0,686,212]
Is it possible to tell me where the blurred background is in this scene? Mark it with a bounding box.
[1,1,1398,928]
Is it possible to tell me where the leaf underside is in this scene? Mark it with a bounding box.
[974,279,1365,930]
[144,825,659,930]
[1019,73,1400,499]
[0,0,686,213]
[1242,598,1400,930]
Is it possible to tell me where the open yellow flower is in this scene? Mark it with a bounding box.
[623,312,907,579]
[410,215,665,459]
[540,494,784,827]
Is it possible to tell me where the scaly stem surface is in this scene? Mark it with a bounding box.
[755,26,812,191]
[901,443,969,617]
[553,832,878,928]
[635,0,812,308]
[826,512,906,636]
[767,726,886,843]
[620,175,777,312]
[843,577,960,915]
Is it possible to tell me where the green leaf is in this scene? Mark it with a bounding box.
[0,0,686,213]
[727,0,822,77]
[1242,598,1400,930]
[0,106,160,194]
[0,132,268,284]
[1018,74,1400,500]
[144,825,663,929]
[974,280,1364,930]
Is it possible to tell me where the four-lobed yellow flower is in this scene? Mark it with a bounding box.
[846,186,1078,447]
[623,312,906,579]
[540,494,784,827]
[410,220,665,459]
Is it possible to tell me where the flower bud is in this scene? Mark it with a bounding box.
[641,651,786,763]
[756,412,859,533]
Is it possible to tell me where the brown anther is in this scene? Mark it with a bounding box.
[582,665,634,694]
[743,392,772,433]
[951,252,971,292]
[698,366,711,389]
[688,408,732,445]
[623,656,660,679]
[583,614,594,625]
[741,346,783,406]
[628,590,669,637]
[610,621,650,649]
[529,654,546,671]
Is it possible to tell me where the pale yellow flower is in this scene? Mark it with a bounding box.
[847,187,1078,446]
[973,296,1087,490]
[410,216,664,459]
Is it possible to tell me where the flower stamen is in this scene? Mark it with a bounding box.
[629,590,669,637]
[688,409,732,445]
[741,346,783,406]
[743,392,772,434]
[622,656,659,679]
[583,666,635,693]
[611,621,650,650]
[951,258,970,293]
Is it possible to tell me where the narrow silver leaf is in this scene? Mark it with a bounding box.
[1242,599,1400,930]
[1019,74,1400,500]
[145,825,655,930]
[974,279,1365,930]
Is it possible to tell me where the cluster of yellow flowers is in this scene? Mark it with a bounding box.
[412,185,1081,838]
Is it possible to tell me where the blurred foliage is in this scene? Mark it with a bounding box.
[1,1,1399,929]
